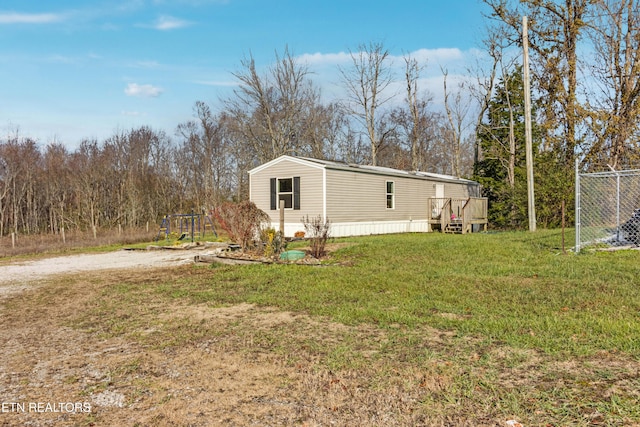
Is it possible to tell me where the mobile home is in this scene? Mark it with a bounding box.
[248,155,487,237]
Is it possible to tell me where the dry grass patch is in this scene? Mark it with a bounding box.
[0,227,157,258]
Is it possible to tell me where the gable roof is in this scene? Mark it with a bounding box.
[249,155,478,186]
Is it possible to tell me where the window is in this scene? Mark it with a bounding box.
[386,181,395,209]
[270,176,300,210]
[278,178,293,209]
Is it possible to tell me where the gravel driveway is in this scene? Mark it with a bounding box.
[0,249,197,298]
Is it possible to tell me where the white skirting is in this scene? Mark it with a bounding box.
[274,219,430,238]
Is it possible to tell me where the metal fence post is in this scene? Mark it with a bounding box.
[575,159,581,253]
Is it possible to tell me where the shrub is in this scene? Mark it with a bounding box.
[213,201,270,252]
[302,215,331,258]
[259,227,286,258]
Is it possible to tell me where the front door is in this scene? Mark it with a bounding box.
[432,184,445,218]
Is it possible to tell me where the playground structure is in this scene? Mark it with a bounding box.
[156,212,218,241]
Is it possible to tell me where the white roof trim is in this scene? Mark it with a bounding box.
[248,155,325,175]
[249,155,478,185]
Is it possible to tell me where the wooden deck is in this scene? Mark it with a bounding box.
[428,197,488,234]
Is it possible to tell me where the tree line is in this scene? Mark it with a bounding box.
[1,45,467,236]
[3,0,640,236]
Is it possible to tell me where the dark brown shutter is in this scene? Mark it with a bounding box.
[270,178,277,210]
[293,176,300,210]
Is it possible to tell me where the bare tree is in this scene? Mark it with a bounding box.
[225,46,320,164]
[0,134,42,235]
[339,42,397,166]
[483,0,592,166]
[301,101,344,160]
[586,0,640,168]
[481,64,523,190]
[333,114,368,165]
[69,139,104,236]
[176,101,233,210]
[223,112,255,201]
[404,54,426,171]
[469,21,523,187]
[466,24,508,175]
[388,58,441,172]
[442,69,474,176]
[0,150,10,236]
[43,143,71,235]
[0,125,183,237]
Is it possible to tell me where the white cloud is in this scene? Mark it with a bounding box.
[399,48,464,64]
[124,83,163,97]
[0,12,65,24]
[153,15,191,30]
[298,52,352,66]
[298,48,472,71]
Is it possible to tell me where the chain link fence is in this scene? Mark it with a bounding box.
[576,165,640,252]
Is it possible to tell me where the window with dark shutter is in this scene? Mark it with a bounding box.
[272,176,301,210]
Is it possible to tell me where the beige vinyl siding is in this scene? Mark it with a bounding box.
[250,158,324,223]
[326,169,435,223]
[325,169,479,223]
[446,182,476,198]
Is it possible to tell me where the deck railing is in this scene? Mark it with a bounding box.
[429,197,488,233]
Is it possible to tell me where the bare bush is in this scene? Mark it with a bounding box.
[213,201,270,251]
[302,215,331,258]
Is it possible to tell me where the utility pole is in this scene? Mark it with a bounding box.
[523,16,537,232]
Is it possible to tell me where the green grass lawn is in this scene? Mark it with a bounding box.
[157,229,640,357]
[70,229,640,425]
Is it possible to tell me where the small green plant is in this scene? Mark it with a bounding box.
[259,227,286,258]
[302,215,331,258]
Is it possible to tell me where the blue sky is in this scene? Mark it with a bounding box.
[1,0,490,148]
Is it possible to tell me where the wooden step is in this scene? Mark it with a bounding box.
[444,223,463,234]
